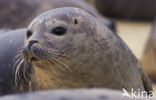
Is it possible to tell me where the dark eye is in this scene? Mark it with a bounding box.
[74,19,78,24]
[51,27,66,36]
[26,30,33,38]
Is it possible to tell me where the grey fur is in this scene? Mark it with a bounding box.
[21,7,152,94]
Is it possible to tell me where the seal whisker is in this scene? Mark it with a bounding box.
[55,56,71,63]
[25,63,30,78]
[17,60,24,85]
[23,62,29,83]
[13,57,22,69]
[53,52,80,64]
[48,58,66,72]
[43,61,55,72]
[13,57,22,78]
[14,53,22,61]
[13,50,23,62]
[46,61,57,74]
[58,56,79,65]
[50,57,73,72]
[15,59,23,85]
[60,53,79,62]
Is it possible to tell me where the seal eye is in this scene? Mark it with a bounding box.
[26,30,33,38]
[52,27,66,36]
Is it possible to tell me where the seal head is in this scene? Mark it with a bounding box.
[21,7,152,93]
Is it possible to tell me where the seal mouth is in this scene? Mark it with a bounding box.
[29,44,55,61]
[30,57,39,62]
[22,45,40,63]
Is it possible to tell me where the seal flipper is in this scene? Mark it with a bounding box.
[138,63,153,95]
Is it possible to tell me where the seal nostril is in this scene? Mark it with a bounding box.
[28,40,38,50]
[26,30,33,38]
[74,19,78,24]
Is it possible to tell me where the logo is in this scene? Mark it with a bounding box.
[122,88,155,99]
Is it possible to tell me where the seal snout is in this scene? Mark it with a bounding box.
[24,40,54,63]
[28,40,41,62]
[22,40,40,62]
[28,40,39,50]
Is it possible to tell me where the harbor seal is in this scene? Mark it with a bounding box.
[0,0,115,32]
[14,7,152,94]
[142,19,156,82]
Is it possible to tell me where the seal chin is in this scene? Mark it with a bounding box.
[22,45,40,63]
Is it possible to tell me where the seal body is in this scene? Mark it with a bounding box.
[0,29,32,95]
[0,30,10,35]
[89,0,156,20]
[0,0,115,32]
[19,7,152,93]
